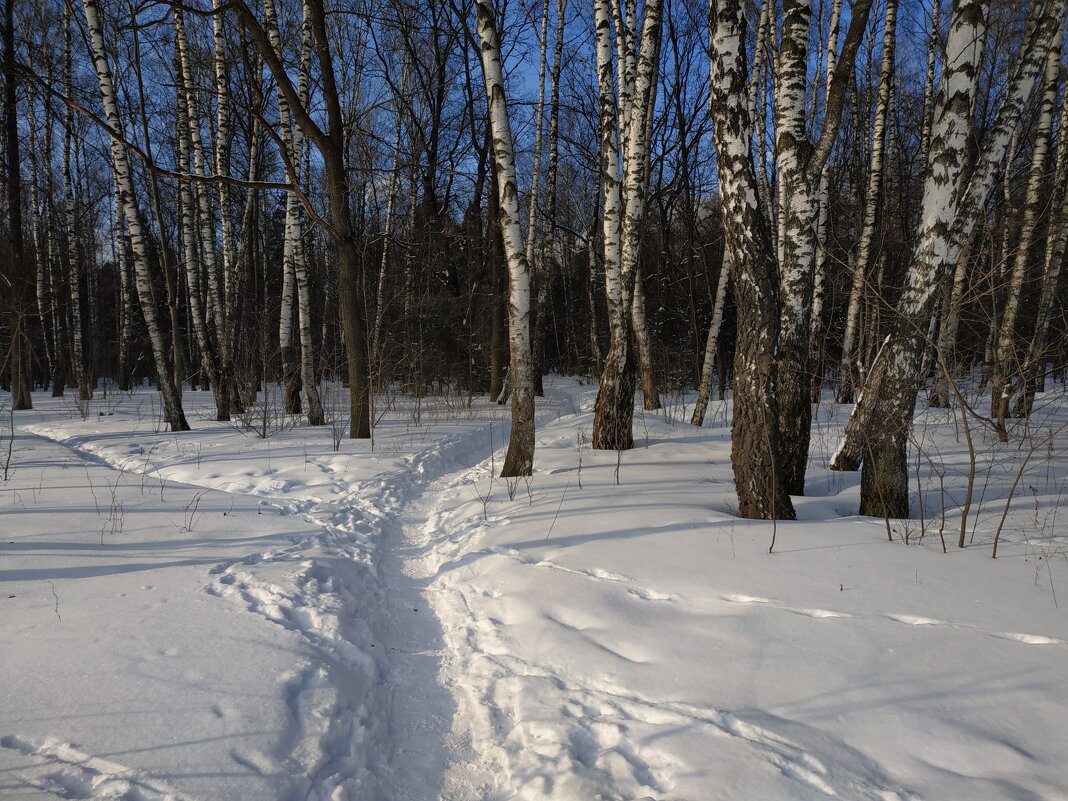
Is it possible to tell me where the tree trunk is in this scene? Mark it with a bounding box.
[174,7,223,417]
[809,0,843,404]
[526,0,550,397]
[62,9,90,401]
[709,0,795,520]
[836,0,898,404]
[130,21,183,399]
[919,0,942,172]
[82,0,188,430]
[690,258,729,426]
[991,25,1064,431]
[593,0,664,449]
[774,0,875,494]
[1016,65,1068,417]
[830,0,1065,518]
[476,0,536,476]
[928,231,976,408]
[4,0,31,409]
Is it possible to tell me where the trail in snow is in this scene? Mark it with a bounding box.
[2,735,198,801]
[16,391,567,801]
[406,465,915,801]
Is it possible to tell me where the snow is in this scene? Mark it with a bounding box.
[2,378,1067,800]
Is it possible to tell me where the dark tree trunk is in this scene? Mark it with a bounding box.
[4,0,32,410]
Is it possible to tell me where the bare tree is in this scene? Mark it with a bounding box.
[592,0,664,450]
[231,0,371,437]
[990,23,1065,431]
[830,0,1066,517]
[773,0,875,494]
[836,0,898,404]
[474,0,535,477]
[82,0,189,430]
[708,0,795,520]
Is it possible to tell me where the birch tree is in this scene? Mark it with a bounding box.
[541,0,568,390]
[3,0,31,409]
[1016,72,1068,417]
[82,0,189,430]
[592,0,664,450]
[689,258,729,427]
[836,0,898,405]
[61,4,91,401]
[708,0,795,520]
[474,0,535,476]
[526,0,549,396]
[809,0,844,396]
[231,0,370,438]
[990,23,1064,432]
[264,0,324,426]
[174,5,226,417]
[773,0,875,495]
[830,0,1066,518]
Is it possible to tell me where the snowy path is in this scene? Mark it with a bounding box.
[4,390,564,800]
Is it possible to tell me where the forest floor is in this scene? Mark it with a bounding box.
[2,377,1067,801]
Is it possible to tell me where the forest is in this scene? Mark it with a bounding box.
[2,1,1068,798]
[0,0,1063,518]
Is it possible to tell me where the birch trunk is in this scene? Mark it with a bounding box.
[630,3,661,412]
[291,2,324,426]
[130,20,183,397]
[487,158,508,403]
[1017,79,1068,417]
[593,0,664,449]
[262,0,303,416]
[919,0,942,171]
[113,176,134,391]
[690,259,729,427]
[829,0,1065,518]
[475,0,535,477]
[372,60,407,375]
[774,0,875,494]
[809,0,844,401]
[990,25,1064,433]
[63,8,89,400]
[536,0,568,390]
[40,88,67,397]
[587,214,603,372]
[213,0,242,416]
[82,0,188,430]
[709,0,795,520]
[174,7,224,416]
[928,229,976,407]
[748,0,775,231]
[26,84,55,389]
[592,0,629,447]
[836,0,898,404]
[632,263,659,410]
[527,0,549,396]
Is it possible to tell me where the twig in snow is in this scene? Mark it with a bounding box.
[544,478,571,541]
[48,582,61,622]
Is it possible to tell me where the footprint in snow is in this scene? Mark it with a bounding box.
[884,613,1066,645]
[992,631,1066,645]
[884,613,945,626]
[723,593,772,604]
[0,735,198,801]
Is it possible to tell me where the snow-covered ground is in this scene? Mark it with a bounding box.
[2,378,1066,801]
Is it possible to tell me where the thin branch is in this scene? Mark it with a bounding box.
[20,64,339,240]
